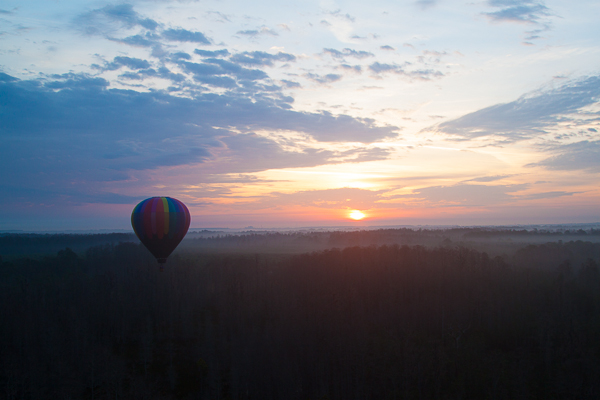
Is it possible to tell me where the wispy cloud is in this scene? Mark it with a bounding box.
[237,27,279,38]
[324,10,356,23]
[194,49,230,58]
[262,187,384,210]
[527,140,600,172]
[75,3,158,35]
[323,48,374,60]
[339,64,362,73]
[304,73,343,84]
[415,0,438,10]
[413,183,528,206]
[482,0,554,43]
[483,0,551,24]
[369,62,444,80]
[112,33,160,48]
[205,11,231,23]
[96,56,151,71]
[463,175,514,183]
[520,191,579,200]
[162,28,211,44]
[435,76,600,142]
[281,80,301,88]
[230,51,296,66]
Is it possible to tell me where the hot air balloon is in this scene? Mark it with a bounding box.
[131,197,191,266]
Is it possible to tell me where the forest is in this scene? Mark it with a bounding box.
[1,227,600,399]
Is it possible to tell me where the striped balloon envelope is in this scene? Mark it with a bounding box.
[131,197,191,264]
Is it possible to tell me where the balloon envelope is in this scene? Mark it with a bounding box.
[131,197,191,263]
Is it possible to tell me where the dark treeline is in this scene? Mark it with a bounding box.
[1,240,600,399]
[0,233,136,259]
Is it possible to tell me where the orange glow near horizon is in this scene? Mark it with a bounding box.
[349,210,366,220]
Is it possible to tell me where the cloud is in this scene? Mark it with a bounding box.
[205,11,231,23]
[0,73,399,205]
[380,45,395,51]
[416,0,438,10]
[464,175,514,183]
[368,62,444,80]
[304,73,342,84]
[0,183,141,208]
[44,73,110,89]
[339,64,362,73]
[162,28,211,44]
[76,5,211,55]
[420,50,448,63]
[281,80,301,88]
[230,51,296,66]
[102,56,151,71]
[323,48,374,60]
[410,180,581,208]
[179,59,268,86]
[170,52,192,61]
[265,187,384,209]
[75,3,158,36]
[324,10,355,23]
[237,27,278,38]
[413,183,528,206]
[435,76,600,142]
[520,191,579,200]
[216,135,390,174]
[483,0,551,24]
[112,33,160,47]
[527,140,600,172]
[117,66,185,82]
[194,49,230,58]
[0,72,18,82]
[201,58,269,80]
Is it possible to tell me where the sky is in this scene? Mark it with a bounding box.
[1,0,599,231]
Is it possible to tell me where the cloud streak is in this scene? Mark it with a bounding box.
[413,183,527,206]
[528,140,600,172]
[230,51,296,66]
[483,0,551,25]
[323,48,374,60]
[75,4,158,35]
[237,27,279,38]
[435,76,600,142]
[162,28,211,44]
[369,62,444,80]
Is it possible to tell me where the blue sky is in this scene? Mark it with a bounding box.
[1,0,599,230]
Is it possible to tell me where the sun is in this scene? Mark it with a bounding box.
[349,210,366,220]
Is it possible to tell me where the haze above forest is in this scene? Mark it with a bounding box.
[2,225,600,261]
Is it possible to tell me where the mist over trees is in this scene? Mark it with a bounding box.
[1,229,600,399]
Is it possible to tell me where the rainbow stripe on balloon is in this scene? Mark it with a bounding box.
[131,197,191,262]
